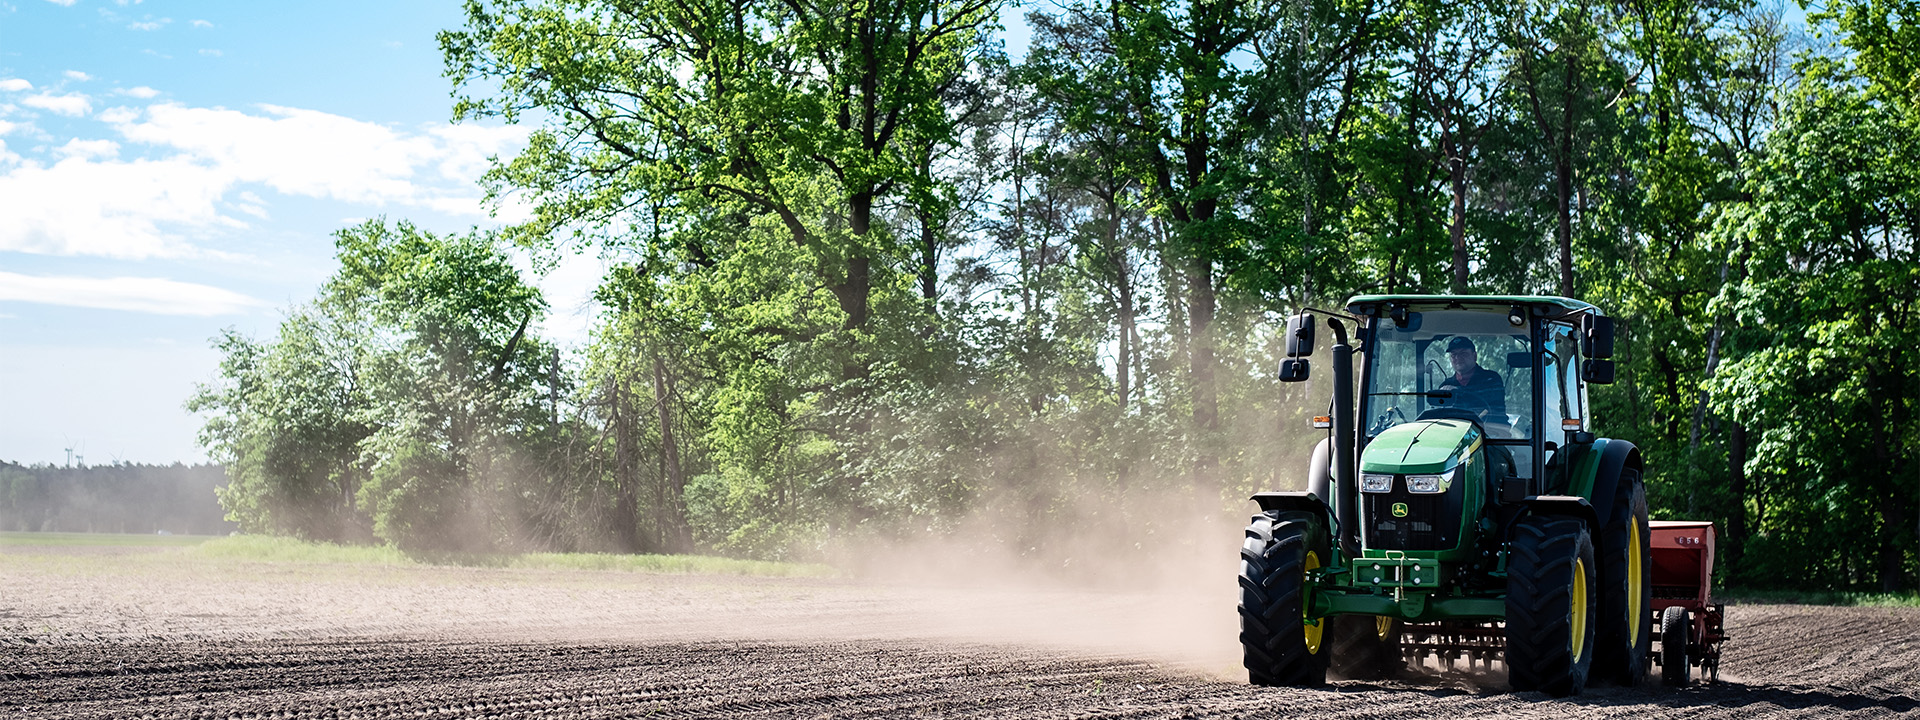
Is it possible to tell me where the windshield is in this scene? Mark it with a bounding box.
[1363,309,1533,439]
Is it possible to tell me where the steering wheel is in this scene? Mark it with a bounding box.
[1416,407,1484,424]
[1369,406,1409,435]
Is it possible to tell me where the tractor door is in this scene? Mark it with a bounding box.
[1541,322,1583,486]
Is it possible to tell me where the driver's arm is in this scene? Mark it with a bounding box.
[1485,371,1507,420]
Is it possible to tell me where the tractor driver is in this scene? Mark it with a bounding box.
[1438,336,1507,425]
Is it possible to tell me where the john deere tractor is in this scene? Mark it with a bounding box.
[1239,295,1651,696]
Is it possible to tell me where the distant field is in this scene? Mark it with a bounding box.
[0,531,834,578]
[0,531,220,547]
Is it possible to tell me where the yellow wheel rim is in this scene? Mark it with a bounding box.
[1376,616,1393,640]
[1628,522,1644,648]
[1303,551,1324,654]
[1571,557,1589,660]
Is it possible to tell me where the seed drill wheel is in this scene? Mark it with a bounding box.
[1239,510,1329,686]
[1596,472,1653,686]
[1660,606,1691,687]
[1504,514,1598,697]
[1329,615,1403,680]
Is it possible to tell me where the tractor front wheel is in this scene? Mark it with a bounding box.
[1505,514,1598,697]
[1660,605,1691,687]
[1239,511,1329,687]
[1596,471,1652,686]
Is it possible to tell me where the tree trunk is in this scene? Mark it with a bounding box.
[918,209,939,305]
[1556,45,1578,297]
[652,351,689,552]
[836,190,876,333]
[611,373,641,553]
[1188,253,1217,506]
[1117,280,1136,409]
[1450,155,1470,294]
[1727,420,1748,575]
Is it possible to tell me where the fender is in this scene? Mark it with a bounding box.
[1589,439,1642,525]
[1252,491,1335,525]
[1518,495,1599,528]
[1306,437,1333,505]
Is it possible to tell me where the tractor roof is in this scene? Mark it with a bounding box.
[1344,294,1601,317]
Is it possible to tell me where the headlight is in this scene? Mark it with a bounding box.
[1361,474,1394,493]
[1405,469,1454,494]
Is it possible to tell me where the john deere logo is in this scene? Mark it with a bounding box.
[1391,503,1409,517]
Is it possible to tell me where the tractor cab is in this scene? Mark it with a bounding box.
[1347,296,1612,496]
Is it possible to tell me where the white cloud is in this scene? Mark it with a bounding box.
[190,19,213,28]
[128,18,169,31]
[22,92,91,116]
[0,155,234,258]
[64,70,92,82]
[428,123,526,181]
[198,48,222,57]
[55,138,119,159]
[0,271,264,315]
[0,78,32,93]
[116,103,444,204]
[43,0,77,6]
[0,120,15,136]
[0,101,528,259]
[120,86,160,99]
[97,106,139,123]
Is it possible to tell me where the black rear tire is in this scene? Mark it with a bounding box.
[1660,605,1691,687]
[1328,615,1403,680]
[1239,511,1329,687]
[1595,471,1652,686]
[1505,514,1598,696]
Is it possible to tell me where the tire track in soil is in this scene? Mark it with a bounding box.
[4,606,1917,720]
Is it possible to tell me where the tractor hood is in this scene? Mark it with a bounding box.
[1360,419,1483,475]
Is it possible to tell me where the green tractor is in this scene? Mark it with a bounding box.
[1240,295,1651,696]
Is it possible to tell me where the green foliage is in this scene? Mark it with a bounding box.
[1703,42,1920,590]
[195,220,567,553]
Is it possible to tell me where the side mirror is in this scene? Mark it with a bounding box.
[1583,315,1615,359]
[1583,358,1616,385]
[1505,351,1534,369]
[1285,313,1316,357]
[1279,358,1311,382]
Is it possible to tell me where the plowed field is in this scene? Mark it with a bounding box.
[4,542,1916,718]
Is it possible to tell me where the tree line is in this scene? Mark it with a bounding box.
[0,462,233,535]
[192,0,1916,590]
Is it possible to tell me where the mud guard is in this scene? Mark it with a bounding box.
[1589,440,1642,524]
[1307,438,1333,505]
[1518,495,1599,528]
[1252,491,1336,527]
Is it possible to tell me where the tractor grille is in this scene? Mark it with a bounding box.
[1363,477,1465,552]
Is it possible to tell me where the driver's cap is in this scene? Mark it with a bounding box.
[1447,336,1477,353]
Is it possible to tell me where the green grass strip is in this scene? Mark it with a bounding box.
[0,531,218,547]
[194,535,413,565]
[189,534,833,577]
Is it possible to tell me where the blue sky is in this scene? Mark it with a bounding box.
[0,0,573,466]
[0,0,1033,467]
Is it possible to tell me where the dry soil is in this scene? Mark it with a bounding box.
[2,542,1915,718]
